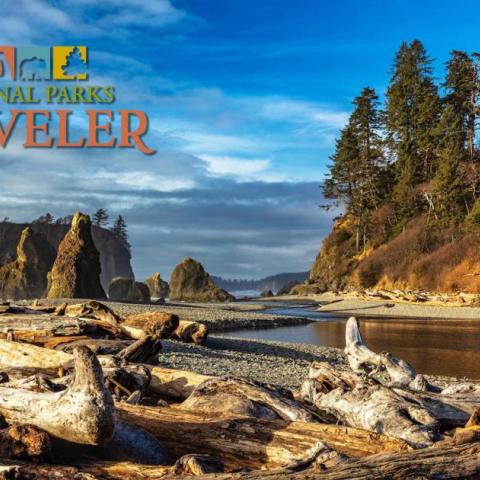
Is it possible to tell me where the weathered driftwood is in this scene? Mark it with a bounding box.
[117,335,162,364]
[148,366,211,400]
[181,376,314,422]
[117,404,409,470]
[0,314,88,336]
[0,424,51,461]
[0,338,72,371]
[172,320,208,344]
[0,462,97,480]
[300,362,437,448]
[198,441,480,480]
[122,312,179,340]
[0,338,121,374]
[55,338,129,355]
[342,317,480,422]
[0,347,115,445]
[344,316,429,391]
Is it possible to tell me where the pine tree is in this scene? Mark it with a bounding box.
[111,215,131,252]
[444,50,480,161]
[93,208,109,228]
[33,213,54,224]
[433,105,465,223]
[386,40,441,219]
[323,87,386,250]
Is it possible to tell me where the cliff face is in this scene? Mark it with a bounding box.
[0,222,134,291]
[309,213,480,294]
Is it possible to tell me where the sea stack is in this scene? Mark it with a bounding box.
[169,258,235,302]
[108,277,151,303]
[145,272,170,298]
[47,212,106,299]
[0,227,56,300]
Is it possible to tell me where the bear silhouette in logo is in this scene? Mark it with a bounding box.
[20,57,48,81]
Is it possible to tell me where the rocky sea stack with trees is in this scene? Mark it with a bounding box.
[311,40,480,294]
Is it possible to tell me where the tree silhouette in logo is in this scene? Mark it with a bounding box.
[61,47,88,77]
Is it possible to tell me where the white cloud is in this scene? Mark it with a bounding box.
[0,0,192,43]
[201,154,270,177]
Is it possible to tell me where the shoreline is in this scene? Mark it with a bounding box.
[29,297,480,385]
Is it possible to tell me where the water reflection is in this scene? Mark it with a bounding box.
[228,316,480,378]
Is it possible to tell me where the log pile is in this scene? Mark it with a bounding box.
[0,303,478,478]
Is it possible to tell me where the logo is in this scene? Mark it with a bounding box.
[0,46,88,81]
[0,45,155,155]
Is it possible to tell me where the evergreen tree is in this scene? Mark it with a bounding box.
[386,40,441,218]
[444,50,480,161]
[323,87,386,250]
[111,215,131,252]
[33,213,54,224]
[433,105,465,222]
[93,208,109,227]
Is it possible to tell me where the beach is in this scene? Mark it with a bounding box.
[38,296,473,387]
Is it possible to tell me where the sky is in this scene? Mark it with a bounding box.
[1,0,479,280]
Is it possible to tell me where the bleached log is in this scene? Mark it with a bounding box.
[201,441,480,480]
[345,317,430,390]
[122,312,179,340]
[148,366,211,400]
[117,403,409,470]
[344,316,382,374]
[181,376,314,422]
[0,338,72,371]
[0,347,115,445]
[172,320,208,344]
[300,362,437,448]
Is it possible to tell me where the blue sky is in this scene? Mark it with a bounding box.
[0,0,479,280]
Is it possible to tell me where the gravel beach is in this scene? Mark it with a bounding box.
[34,297,464,388]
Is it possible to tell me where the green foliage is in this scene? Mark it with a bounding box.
[93,208,109,227]
[324,40,480,247]
[111,215,131,253]
[386,40,441,219]
[433,105,465,223]
[465,198,480,230]
[323,87,388,250]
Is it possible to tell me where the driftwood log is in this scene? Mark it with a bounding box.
[344,316,429,391]
[172,320,209,344]
[149,366,211,400]
[117,403,409,470]
[301,317,480,447]
[300,362,437,447]
[181,376,315,422]
[195,441,480,480]
[0,347,114,445]
[122,312,180,339]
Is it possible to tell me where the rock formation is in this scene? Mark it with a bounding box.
[109,277,151,303]
[169,258,235,302]
[260,290,274,297]
[0,221,134,291]
[47,212,106,299]
[0,227,56,300]
[145,272,169,298]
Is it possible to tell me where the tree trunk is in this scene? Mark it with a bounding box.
[0,347,115,445]
[172,321,209,344]
[116,404,409,470]
[300,362,437,448]
[199,441,480,480]
[180,376,315,422]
